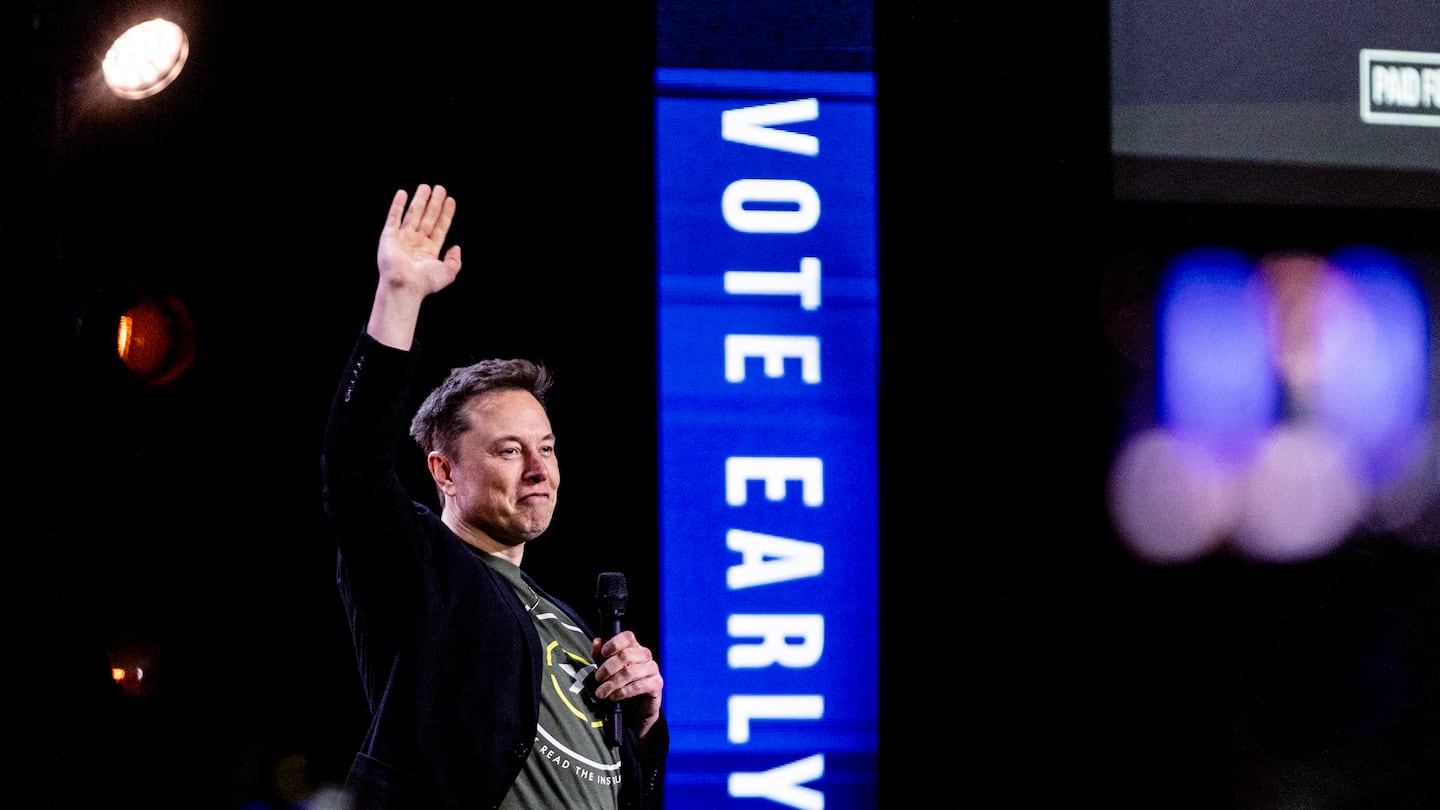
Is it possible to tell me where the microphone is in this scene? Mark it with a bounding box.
[595,571,628,747]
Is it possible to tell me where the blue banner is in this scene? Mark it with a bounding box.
[655,67,878,809]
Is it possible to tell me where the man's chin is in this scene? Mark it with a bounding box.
[511,515,554,544]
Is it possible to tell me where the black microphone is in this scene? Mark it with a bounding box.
[595,571,628,747]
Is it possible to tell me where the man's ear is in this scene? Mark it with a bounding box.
[427,451,456,496]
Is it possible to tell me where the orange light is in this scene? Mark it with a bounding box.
[116,293,197,385]
[112,667,125,682]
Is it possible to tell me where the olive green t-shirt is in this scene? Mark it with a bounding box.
[484,555,623,810]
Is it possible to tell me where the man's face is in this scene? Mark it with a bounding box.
[438,388,559,547]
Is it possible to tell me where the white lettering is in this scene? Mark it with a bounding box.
[728,614,824,667]
[1374,64,1423,106]
[728,695,825,743]
[727,530,824,589]
[725,457,824,506]
[722,98,820,155]
[729,754,826,810]
[724,334,820,383]
[1424,68,1440,108]
[722,179,821,233]
[715,97,832,809]
[724,257,821,310]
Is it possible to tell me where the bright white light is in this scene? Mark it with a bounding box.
[1107,428,1235,564]
[1232,423,1367,562]
[101,18,189,100]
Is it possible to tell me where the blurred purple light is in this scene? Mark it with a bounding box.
[1112,245,1432,564]
[1158,246,1279,469]
[1313,246,1428,486]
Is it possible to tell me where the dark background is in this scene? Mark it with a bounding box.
[4,2,664,806]
[2,1,925,808]
[989,8,1440,810]
[24,3,1434,809]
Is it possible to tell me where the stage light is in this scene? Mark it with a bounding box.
[117,293,197,385]
[101,18,189,100]
[107,638,159,698]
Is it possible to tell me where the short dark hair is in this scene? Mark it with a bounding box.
[408,358,553,459]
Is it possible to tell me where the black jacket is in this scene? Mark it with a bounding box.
[321,331,667,810]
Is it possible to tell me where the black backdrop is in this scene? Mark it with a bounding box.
[3,2,663,805]
[7,3,1354,808]
[972,7,1440,810]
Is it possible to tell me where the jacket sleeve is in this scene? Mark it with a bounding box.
[319,330,428,633]
[630,712,669,810]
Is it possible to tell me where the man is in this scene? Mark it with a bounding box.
[321,183,667,809]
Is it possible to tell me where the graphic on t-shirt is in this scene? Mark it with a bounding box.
[547,638,604,728]
[530,609,622,792]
